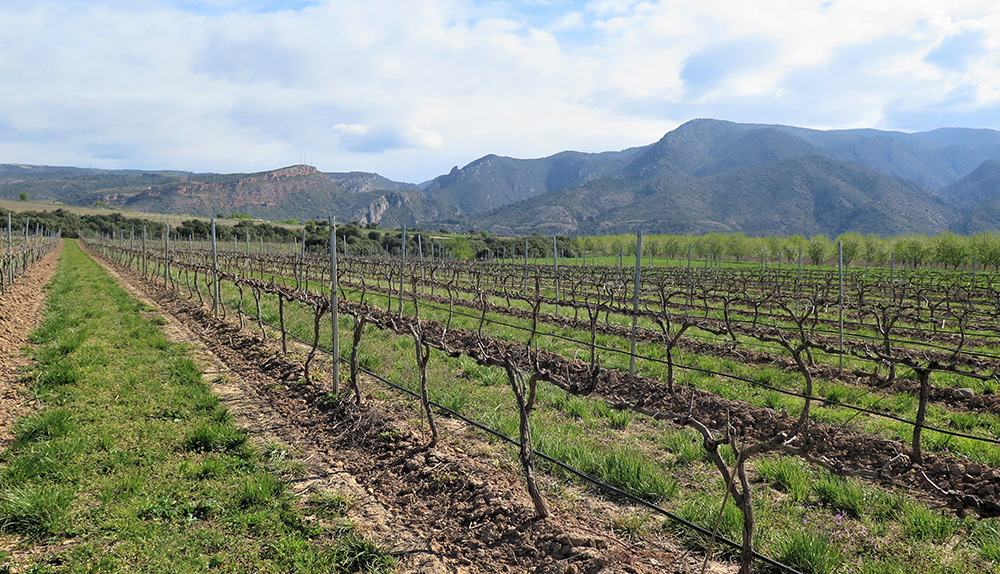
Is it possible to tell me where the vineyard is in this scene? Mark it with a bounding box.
[78,225,1000,574]
[0,214,59,293]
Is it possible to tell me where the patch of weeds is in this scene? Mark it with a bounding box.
[900,503,958,542]
[99,473,144,505]
[12,409,73,447]
[357,350,382,371]
[136,496,219,522]
[438,386,471,414]
[757,456,811,503]
[378,428,402,443]
[308,491,351,518]
[182,422,247,454]
[776,529,843,574]
[149,316,167,326]
[3,440,83,483]
[169,357,202,386]
[718,444,736,465]
[191,392,219,412]
[34,363,81,391]
[612,510,653,538]
[604,408,631,430]
[865,488,906,521]
[813,474,865,518]
[0,485,74,537]
[263,440,306,478]
[562,396,591,420]
[661,429,704,466]
[670,493,742,548]
[237,473,285,509]
[209,405,232,424]
[333,534,396,574]
[971,519,1000,562]
[761,390,786,411]
[948,412,986,432]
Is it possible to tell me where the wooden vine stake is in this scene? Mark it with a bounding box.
[502,351,549,518]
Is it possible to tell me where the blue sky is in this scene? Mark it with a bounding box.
[1,0,998,182]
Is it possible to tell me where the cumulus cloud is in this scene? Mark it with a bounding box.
[1,0,999,182]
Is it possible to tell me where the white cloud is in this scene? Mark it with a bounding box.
[332,124,370,135]
[0,0,999,182]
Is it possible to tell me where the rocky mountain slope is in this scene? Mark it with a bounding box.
[5,118,1000,236]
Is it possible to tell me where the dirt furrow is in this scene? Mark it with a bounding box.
[0,242,62,450]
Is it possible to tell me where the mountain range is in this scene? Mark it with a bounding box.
[4,118,1000,237]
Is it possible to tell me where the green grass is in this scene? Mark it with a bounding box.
[0,240,394,573]
[776,529,843,574]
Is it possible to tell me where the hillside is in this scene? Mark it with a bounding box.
[471,156,955,237]
[118,165,457,225]
[326,171,422,193]
[421,147,647,214]
[0,164,457,226]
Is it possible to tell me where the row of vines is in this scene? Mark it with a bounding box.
[82,229,1000,573]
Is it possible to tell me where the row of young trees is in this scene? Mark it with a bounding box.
[572,231,1000,269]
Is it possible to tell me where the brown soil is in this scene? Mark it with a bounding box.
[89,252,723,573]
[0,242,61,450]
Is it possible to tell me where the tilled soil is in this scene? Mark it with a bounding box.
[0,243,61,450]
[90,252,722,574]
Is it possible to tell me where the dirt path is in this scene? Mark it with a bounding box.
[0,242,62,450]
[86,249,721,574]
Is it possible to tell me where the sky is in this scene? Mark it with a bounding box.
[1,0,999,183]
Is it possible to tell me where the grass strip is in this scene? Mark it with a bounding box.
[0,240,394,573]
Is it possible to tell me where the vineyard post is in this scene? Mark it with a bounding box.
[301,227,307,292]
[553,235,559,317]
[211,219,219,317]
[330,217,340,394]
[838,240,844,375]
[797,247,802,280]
[5,213,9,290]
[630,231,642,382]
[686,244,693,316]
[164,224,169,289]
[142,225,147,277]
[972,256,978,287]
[399,227,406,317]
[418,233,424,293]
[889,252,894,301]
[523,237,528,291]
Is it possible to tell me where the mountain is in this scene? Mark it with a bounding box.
[471,155,954,237]
[938,159,1000,209]
[326,171,422,193]
[6,118,1000,236]
[421,147,647,214]
[114,165,456,225]
[772,125,1000,189]
[622,120,821,180]
[941,160,1000,233]
[0,164,456,226]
